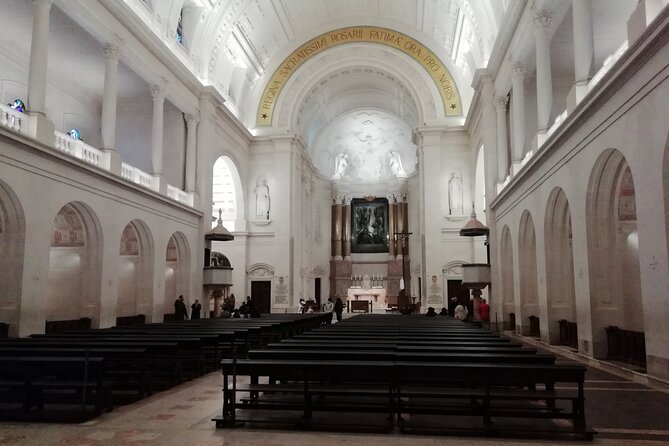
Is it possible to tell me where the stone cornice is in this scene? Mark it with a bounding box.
[490,5,669,213]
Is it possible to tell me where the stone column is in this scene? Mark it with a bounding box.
[396,197,405,257]
[511,63,527,174]
[342,197,351,259]
[26,0,55,145]
[184,113,199,194]
[627,0,667,45]
[331,199,343,260]
[495,97,509,185]
[568,0,594,111]
[388,197,396,258]
[534,10,553,135]
[101,43,122,174]
[150,84,166,194]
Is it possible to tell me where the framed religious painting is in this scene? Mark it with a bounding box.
[351,198,389,253]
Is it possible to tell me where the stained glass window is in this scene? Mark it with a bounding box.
[8,99,25,113]
[176,9,183,44]
[67,128,81,140]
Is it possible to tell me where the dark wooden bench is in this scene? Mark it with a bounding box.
[0,347,150,400]
[0,356,111,422]
[395,361,588,438]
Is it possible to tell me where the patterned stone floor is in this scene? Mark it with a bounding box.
[0,339,668,445]
[0,368,667,446]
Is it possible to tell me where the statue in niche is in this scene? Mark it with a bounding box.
[389,151,406,177]
[332,152,349,180]
[254,178,270,220]
[448,172,463,215]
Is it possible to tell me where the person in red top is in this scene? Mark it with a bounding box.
[479,298,491,330]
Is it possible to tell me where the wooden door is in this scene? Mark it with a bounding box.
[447,279,470,316]
[251,281,272,313]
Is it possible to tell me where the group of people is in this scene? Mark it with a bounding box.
[425,298,490,327]
[173,295,202,321]
[298,297,344,322]
[220,295,260,319]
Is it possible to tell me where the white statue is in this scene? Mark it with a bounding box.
[388,151,406,177]
[332,152,349,180]
[254,178,270,220]
[448,172,463,215]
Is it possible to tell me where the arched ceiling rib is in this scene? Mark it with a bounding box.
[123,0,503,124]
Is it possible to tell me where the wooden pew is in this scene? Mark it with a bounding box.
[0,356,110,422]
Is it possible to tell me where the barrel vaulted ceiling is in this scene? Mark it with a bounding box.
[124,0,505,132]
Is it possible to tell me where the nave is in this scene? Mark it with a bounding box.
[0,325,668,446]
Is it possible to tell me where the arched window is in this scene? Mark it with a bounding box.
[212,157,238,231]
[176,9,184,45]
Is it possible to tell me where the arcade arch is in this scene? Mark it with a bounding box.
[47,202,102,326]
[499,225,515,329]
[544,187,577,344]
[0,180,25,337]
[518,211,539,336]
[163,232,191,316]
[586,149,644,359]
[117,220,154,320]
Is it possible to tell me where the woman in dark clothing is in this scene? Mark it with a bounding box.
[334,297,344,322]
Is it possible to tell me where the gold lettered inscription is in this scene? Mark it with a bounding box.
[256,26,462,126]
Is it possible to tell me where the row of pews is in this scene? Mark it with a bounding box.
[0,313,330,422]
[214,314,592,440]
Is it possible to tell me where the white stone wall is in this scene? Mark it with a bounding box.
[0,132,201,336]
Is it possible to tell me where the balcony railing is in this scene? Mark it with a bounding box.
[1,104,194,208]
[54,131,108,169]
[121,162,156,190]
[0,103,28,133]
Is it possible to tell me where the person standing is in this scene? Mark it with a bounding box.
[174,295,188,320]
[454,300,468,321]
[479,298,491,329]
[323,297,334,313]
[334,297,344,322]
[191,299,202,320]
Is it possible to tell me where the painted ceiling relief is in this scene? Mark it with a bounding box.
[312,111,415,184]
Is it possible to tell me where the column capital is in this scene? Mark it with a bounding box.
[185,113,200,127]
[102,43,121,59]
[149,84,165,100]
[32,0,53,10]
[533,10,553,31]
[511,62,527,78]
[494,97,509,112]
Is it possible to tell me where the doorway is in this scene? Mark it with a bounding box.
[251,280,271,313]
[447,279,470,316]
[314,278,321,305]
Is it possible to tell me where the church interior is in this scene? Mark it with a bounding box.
[1,0,669,444]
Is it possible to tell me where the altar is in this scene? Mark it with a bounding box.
[346,274,387,312]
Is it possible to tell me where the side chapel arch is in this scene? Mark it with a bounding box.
[118,219,155,320]
[499,225,516,329]
[164,232,191,316]
[0,179,25,337]
[544,187,577,344]
[518,211,539,336]
[47,201,103,326]
[586,149,644,359]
